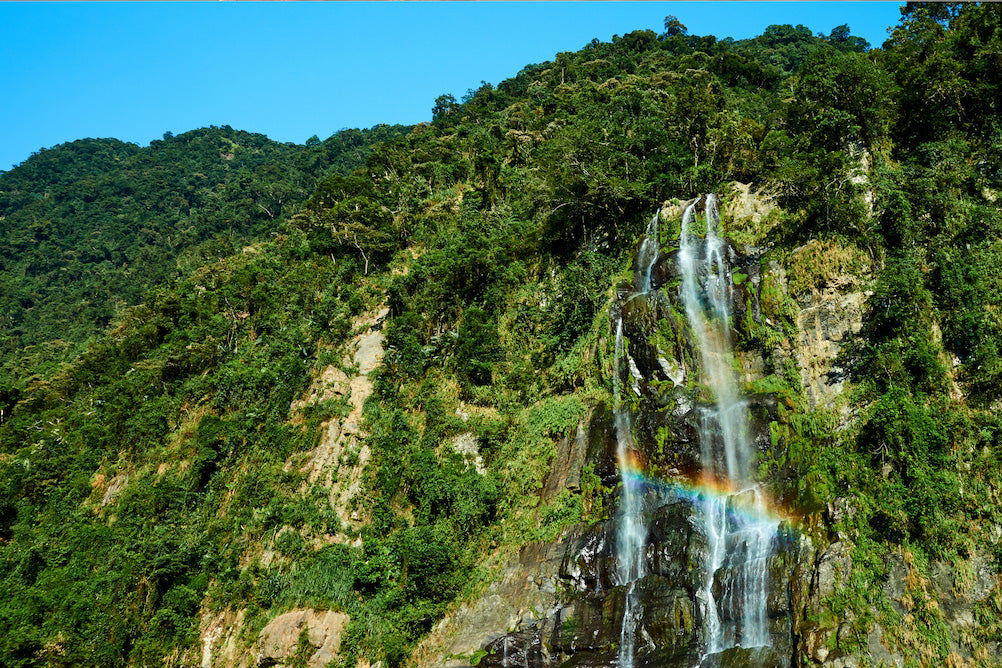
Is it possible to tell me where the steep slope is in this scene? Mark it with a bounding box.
[0,124,408,395]
[2,7,1002,668]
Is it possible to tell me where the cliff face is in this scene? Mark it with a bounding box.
[402,185,1001,668]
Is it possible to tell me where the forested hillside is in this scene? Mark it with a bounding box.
[2,4,1002,667]
[0,124,408,395]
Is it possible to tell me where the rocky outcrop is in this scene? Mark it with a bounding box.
[794,285,866,412]
[200,609,249,668]
[197,307,389,668]
[199,607,348,668]
[409,541,567,668]
[257,609,349,668]
[792,541,854,667]
[871,551,1002,667]
[469,504,804,668]
[720,182,780,256]
[542,416,590,498]
[293,306,390,535]
[927,555,999,661]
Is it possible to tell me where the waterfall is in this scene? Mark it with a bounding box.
[678,195,778,659]
[635,211,660,293]
[607,195,777,668]
[614,207,667,662]
[613,316,646,668]
[479,193,796,668]
[680,195,745,482]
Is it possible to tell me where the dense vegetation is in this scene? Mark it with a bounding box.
[1,3,1002,666]
[0,124,408,396]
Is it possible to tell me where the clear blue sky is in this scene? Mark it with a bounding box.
[0,2,904,172]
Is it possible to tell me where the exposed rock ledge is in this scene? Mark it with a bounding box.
[409,540,566,668]
[257,609,349,668]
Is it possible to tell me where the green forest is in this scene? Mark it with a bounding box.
[1,3,1001,667]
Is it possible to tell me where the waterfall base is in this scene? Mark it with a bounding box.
[699,646,785,668]
[478,478,804,668]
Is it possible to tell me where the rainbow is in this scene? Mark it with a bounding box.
[618,459,794,528]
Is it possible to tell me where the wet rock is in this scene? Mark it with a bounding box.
[583,404,619,489]
[646,501,704,586]
[560,520,619,592]
[480,576,705,668]
[763,537,806,664]
[702,645,784,668]
[638,576,702,652]
[652,251,681,291]
[657,353,685,387]
[789,539,858,667]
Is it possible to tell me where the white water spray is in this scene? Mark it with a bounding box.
[614,317,646,667]
[679,195,746,482]
[678,195,778,660]
[613,208,665,666]
[635,212,660,294]
[610,197,777,667]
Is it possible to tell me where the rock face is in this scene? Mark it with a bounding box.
[471,506,803,668]
[464,196,814,668]
[198,307,389,668]
[409,541,567,668]
[304,306,390,534]
[542,417,590,498]
[257,609,349,668]
[794,285,866,412]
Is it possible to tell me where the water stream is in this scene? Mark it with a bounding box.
[613,316,645,668]
[613,208,663,667]
[635,211,660,294]
[483,194,785,667]
[614,196,778,666]
[680,195,777,660]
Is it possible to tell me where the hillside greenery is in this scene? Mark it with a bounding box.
[2,3,1002,666]
[0,124,408,398]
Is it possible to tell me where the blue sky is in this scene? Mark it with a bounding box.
[0,2,905,172]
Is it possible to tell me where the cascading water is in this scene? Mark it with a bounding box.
[614,212,662,667]
[677,194,778,660]
[613,195,777,666]
[635,212,660,294]
[614,316,646,667]
[481,193,795,668]
[679,195,745,481]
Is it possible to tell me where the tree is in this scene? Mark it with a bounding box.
[662,15,688,38]
[432,94,458,123]
[791,47,894,150]
[454,306,499,386]
[826,24,870,52]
